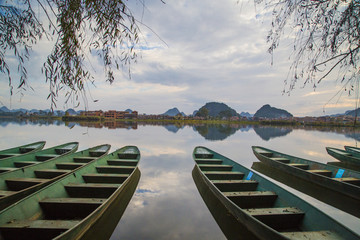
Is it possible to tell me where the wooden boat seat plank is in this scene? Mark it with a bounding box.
[281,231,342,240]
[73,157,96,163]
[55,162,85,170]
[332,177,360,186]
[270,157,290,163]
[96,165,135,174]
[107,159,138,166]
[6,178,49,191]
[35,154,59,161]
[195,159,223,164]
[204,171,245,180]
[65,183,121,198]
[211,180,259,192]
[0,153,21,158]
[243,207,305,231]
[287,163,309,170]
[13,161,39,167]
[34,169,71,179]
[82,173,129,184]
[40,198,106,219]
[306,169,333,177]
[223,191,278,208]
[198,164,233,171]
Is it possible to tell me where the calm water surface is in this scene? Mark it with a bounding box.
[1,119,360,239]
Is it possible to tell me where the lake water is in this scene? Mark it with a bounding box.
[1,119,360,239]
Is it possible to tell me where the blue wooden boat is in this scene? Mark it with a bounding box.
[193,146,359,240]
[0,142,79,173]
[0,141,46,159]
[0,144,110,210]
[0,146,140,240]
[252,146,360,218]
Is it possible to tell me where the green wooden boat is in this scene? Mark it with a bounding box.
[0,141,46,160]
[0,142,79,173]
[0,144,110,211]
[0,146,141,240]
[193,146,359,240]
[326,147,360,166]
[252,146,360,218]
[344,146,360,155]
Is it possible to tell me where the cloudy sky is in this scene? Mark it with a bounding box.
[0,0,356,116]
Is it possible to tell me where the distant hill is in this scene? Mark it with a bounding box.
[125,109,133,113]
[240,112,253,118]
[162,108,185,117]
[254,104,293,119]
[195,102,238,118]
[345,108,360,117]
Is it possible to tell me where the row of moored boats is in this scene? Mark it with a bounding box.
[0,141,359,239]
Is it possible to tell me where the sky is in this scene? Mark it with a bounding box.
[0,0,357,116]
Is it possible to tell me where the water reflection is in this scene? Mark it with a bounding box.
[253,125,292,141]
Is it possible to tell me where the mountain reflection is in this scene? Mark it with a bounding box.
[253,126,292,141]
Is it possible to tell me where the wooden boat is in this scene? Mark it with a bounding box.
[0,144,110,211]
[0,142,79,173]
[252,146,360,218]
[193,146,359,240]
[0,141,46,159]
[326,146,360,167]
[344,145,360,155]
[0,146,141,240]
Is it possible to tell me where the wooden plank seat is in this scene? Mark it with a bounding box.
[0,153,21,158]
[65,183,120,198]
[195,159,223,165]
[82,173,129,184]
[40,198,105,219]
[0,219,80,240]
[55,162,85,170]
[73,157,96,163]
[34,169,71,179]
[257,150,273,157]
[19,147,37,153]
[332,177,360,186]
[223,191,278,208]
[243,207,304,231]
[107,159,138,166]
[96,166,135,174]
[35,154,59,161]
[204,171,245,180]
[6,178,48,191]
[0,167,17,173]
[0,190,16,197]
[198,164,233,171]
[307,170,333,177]
[212,180,258,192]
[13,161,39,168]
[117,153,138,159]
[288,163,309,170]
[89,151,107,158]
[282,230,342,240]
[270,157,290,163]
